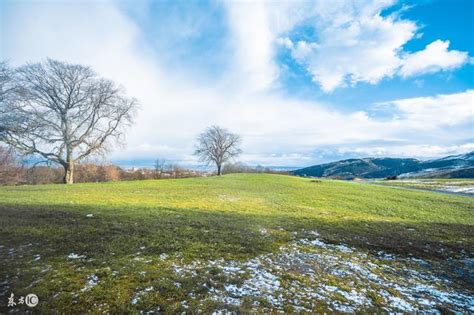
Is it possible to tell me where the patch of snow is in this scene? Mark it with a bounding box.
[81,274,99,292]
[335,244,353,253]
[67,253,85,259]
[413,284,474,310]
[169,236,473,312]
[377,251,395,260]
[300,238,328,248]
[385,295,415,312]
[339,289,371,305]
[441,185,474,194]
[181,300,189,309]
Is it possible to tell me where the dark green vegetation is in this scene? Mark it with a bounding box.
[293,151,474,179]
[0,174,473,312]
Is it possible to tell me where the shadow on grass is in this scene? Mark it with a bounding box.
[0,202,472,262]
[0,202,473,313]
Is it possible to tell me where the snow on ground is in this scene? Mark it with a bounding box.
[166,233,473,312]
[442,185,474,194]
[1,237,472,312]
[81,274,99,292]
[382,179,474,195]
[68,253,86,259]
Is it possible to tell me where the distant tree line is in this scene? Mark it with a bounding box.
[222,162,289,175]
[0,147,201,185]
[0,146,287,186]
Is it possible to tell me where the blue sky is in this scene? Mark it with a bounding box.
[1,0,473,167]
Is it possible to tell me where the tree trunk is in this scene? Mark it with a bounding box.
[217,163,222,176]
[63,161,74,184]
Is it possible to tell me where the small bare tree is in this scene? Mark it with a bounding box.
[0,59,137,184]
[0,145,24,185]
[194,125,242,176]
[154,158,167,179]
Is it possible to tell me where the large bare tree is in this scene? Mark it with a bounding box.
[194,125,241,176]
[0,59,137,184]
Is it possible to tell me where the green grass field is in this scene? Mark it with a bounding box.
[1,174,473,312]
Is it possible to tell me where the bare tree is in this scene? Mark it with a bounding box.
[154,158,167,179]
[194,125,242,176]
[0,59,137,184]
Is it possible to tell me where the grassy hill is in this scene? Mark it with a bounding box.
[0,174,473,312]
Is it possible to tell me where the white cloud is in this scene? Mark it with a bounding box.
[379,90,474,127]
[223,0,314,92]
[284,2,471,91]
[287,1,416,92]
[224,0,471,92]
[399,40,469,77]
[223,1,279,92]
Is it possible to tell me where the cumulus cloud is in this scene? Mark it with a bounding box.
[284,3,471,91]
[378,90,474,127]
[224,0,471,92]
[399,40,469,77]
[286,1,416,92]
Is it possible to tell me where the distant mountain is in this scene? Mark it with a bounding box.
[292,151,474,179]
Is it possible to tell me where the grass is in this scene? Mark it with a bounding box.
[0,174,473,312]
[376,178,474,192]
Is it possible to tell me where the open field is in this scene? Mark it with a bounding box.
[0,174,473,312]
[375,178,474,195]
